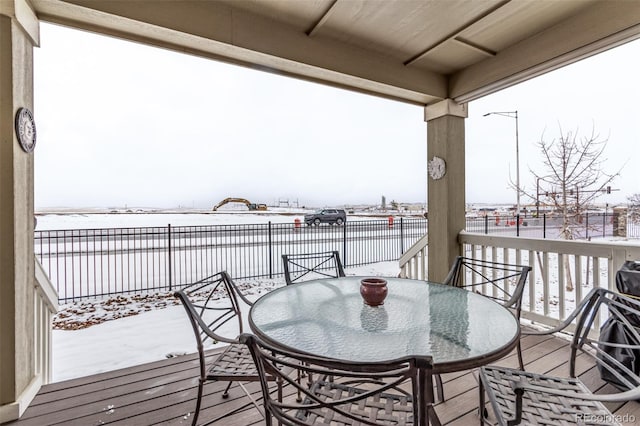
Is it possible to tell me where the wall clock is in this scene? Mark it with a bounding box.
[15,107,37,153]
[428,156,446,180]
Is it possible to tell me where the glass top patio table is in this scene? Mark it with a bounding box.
[249,276,520,373]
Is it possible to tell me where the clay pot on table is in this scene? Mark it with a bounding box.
[359,278,388,306]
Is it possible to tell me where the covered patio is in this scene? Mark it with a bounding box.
[2,0,640,424]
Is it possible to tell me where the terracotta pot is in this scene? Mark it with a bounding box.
[359,278,388,306]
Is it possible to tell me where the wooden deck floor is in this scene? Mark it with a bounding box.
[7,329,640,426]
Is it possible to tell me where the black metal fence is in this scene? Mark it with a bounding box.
[35,218,426,303]
[35,212,627,303]
[465,213,614,239]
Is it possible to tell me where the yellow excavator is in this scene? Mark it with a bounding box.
[212,197,268,211]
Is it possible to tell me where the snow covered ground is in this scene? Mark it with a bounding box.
[35,208,404,231]
[36,210,306,230]
[52,258,400,382]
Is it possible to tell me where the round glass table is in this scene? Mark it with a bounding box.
[249,276,520,373]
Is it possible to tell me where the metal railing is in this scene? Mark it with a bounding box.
[465,213,614,239]
[35,218,426,302]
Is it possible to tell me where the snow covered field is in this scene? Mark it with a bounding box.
[35,208,403,231]
[36,210,307,232]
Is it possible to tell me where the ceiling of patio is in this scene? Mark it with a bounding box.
[32,0,640,105]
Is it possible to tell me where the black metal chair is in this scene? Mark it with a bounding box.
[479,287,640,426]
[240,333,438,426]
[174,271,280,425]
[434,256,531,402]
[282,251,346,285]
[443,256,531,369]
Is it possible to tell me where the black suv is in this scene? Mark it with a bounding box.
[304,209,347,226]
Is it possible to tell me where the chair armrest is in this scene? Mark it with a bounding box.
[521,323,575,337]
[522,288,604,337]
[513,381,640,403]
[521,316,581,337]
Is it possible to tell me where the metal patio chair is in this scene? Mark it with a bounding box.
[434,256,531,402]
[240,333,438,426]
[174,271,281,425]
[479,287,640,426]
[282,251,345,285]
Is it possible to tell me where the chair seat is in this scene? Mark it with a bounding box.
[207,343,261,381]
[208,343,284,383]
[295,380,414,425]
[480,366,619,426]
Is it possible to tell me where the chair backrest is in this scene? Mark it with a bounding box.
[568,287,640,390]
[281,251,346,285]
[174,271,253,351]
[443,256,531,316]
[240,333,433,426]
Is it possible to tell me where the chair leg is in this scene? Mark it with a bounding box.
[424,372,442,426]
[296,370,302,402]
[428,404,443,426]
[516,341,524,371]
[478,375,485,425]
[192,378,205,426]
[478,375,489,425]
[222,381,232,398]
[435,373,445,403]
[277,378,283,426]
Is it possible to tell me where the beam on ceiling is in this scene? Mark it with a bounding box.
[450,0,640,103]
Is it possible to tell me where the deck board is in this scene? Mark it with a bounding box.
[6,330,640,425]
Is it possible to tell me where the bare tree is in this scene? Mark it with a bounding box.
[520,125,620,290]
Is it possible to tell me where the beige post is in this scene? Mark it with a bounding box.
[0,0,40,422]
[424,99,467,282]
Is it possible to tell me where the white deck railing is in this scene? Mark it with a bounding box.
[0,262,58,426]
[34,259,58,383]
[399,231,640,329]
[398,233,428,280]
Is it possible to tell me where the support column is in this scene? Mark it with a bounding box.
[0,0,40,422]
[424,99,467,282]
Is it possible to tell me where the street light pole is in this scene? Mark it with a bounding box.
[536,177,540,218]
[483,110,520,216]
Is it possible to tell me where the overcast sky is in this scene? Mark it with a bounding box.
[34,23,639,210]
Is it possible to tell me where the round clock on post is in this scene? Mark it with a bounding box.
[15,107,37,153]
[428,156,446,180]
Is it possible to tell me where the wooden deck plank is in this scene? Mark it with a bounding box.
[618,401,640,425]
[23,363,198,417]
[6,331,640,426]
[34,353,201,405]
